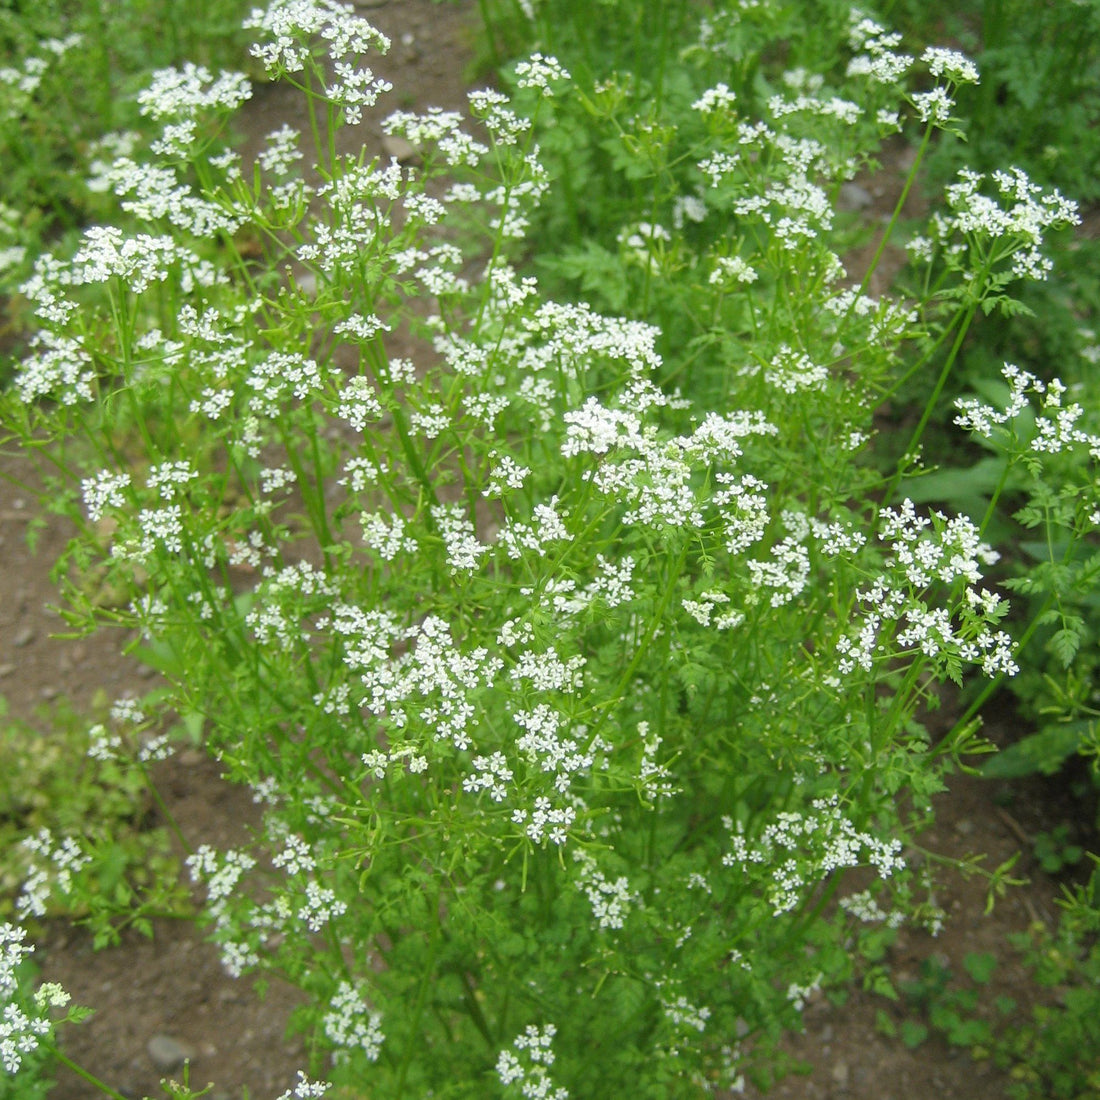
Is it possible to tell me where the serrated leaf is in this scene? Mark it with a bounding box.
[1049,626,1082,667]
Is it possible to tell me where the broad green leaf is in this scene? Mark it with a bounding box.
[981,722,1092,778]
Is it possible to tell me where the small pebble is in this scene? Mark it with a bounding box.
[13,624,35,647]
[382,135,419,165]
[838,182,873,212]
[147,1035,195,1073]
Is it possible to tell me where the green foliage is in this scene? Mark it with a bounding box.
[982,723,1096,781]
[1002,862,1100,1099]
[0,949,55,1100]
[0,0,251,330]
[874,864,1100,1100]
[913,0,1100,205]
[0,695,186,946]
[1,0,1099,1097]
[893,955,1001,1051]
[1031,826,1085,878]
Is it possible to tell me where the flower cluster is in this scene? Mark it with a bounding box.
[722,798,905,916]
[17,830,91,920]
[1,924,71,1074]
[933,167,1080,282]
[137,62,251,154]
[572,848,636,931]
[956,363,1100,459]
[275,1072,331,1100]
[321,981,384,1064]
[244,0,391,77]
[496,1025,569,1100]
[835,501,1017,678]
[0,34,81,122]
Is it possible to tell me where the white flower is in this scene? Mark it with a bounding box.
[81,470,131,522]
[431,503,485,572]
[497,1025,568,1098]
[513,53,570,96]
[0,923,57,1074]
[297,880,347,932]
[573,849,636,930]
[147,460,198,499]
[137,63,250,120]
[912,86,954,125]
[336,377,384,431]
[463,752,514,802]
[322,981,384,1063]
[663,993,712,1032]
[692,82,736,113]
[921,46,979,85]
[258,124,303,175]
[245,0,390,76]
[709,255,757,286]
[275,1071,331,1100]
[699,151,740,187]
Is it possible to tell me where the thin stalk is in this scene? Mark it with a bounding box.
[585,539,689,749]
[477,0,500,70]
[390,403,441,512]
[978,456,1013,536]
[136,762,191,854]
[458,967,496,1049]
[51,1049,131,1100]
[90,3,115,128]
[855,119,935,303]
[393,913,440,1100]
[882,299,979,510]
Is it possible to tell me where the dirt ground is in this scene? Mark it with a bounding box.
[1,1,1096,1098]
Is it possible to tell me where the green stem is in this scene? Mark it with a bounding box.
[585,538,689,750]
[51,1048,131,1100]
[882,299,979,509]
[856,119,935,303]
[477,0,501,69]
[393,901,441,1099]
[390,403,441,511]
[457,966,496,1049]
[876,310,963,405]
[978,455,1013,536]
[137,762,191,854]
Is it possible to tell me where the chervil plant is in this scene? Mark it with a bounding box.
[0,922,92,1100]
[0,0,250,323]
[0,1,1090,1097]
[0,695,187,948]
